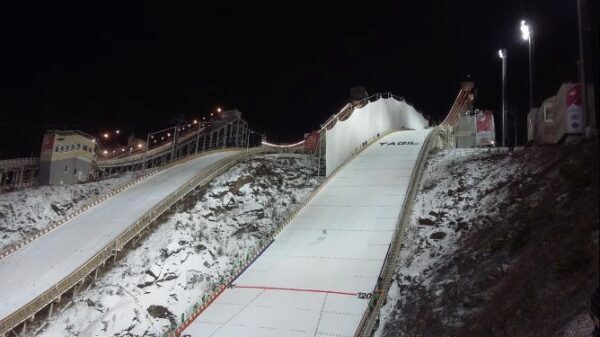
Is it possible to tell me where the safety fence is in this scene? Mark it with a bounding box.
[165,130,393,337]
[0,147,264,335]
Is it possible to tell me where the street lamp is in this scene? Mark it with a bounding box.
[520,19,533,111]
[498,48,507,147]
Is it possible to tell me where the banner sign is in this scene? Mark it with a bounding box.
[304,131,320,152]
[566,84,584,133]
[476,110,495,146]
[41,134,54,153]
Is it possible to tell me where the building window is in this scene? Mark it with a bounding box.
[544,103,554,123]
[76,144,81,150]
[83,145,88,151]
[73,168,77,176]
[64,165,68,173]
[70,144,75,151]
[55,146,59,152]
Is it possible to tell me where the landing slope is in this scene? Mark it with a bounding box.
[184,129,431,337]
[0,150,239,322]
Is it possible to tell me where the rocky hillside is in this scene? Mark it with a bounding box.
[377,140,599,337]
[26,153,319,337]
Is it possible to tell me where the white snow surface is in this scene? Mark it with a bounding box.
[184,130,431,337]
[0,173,135,250]
[374,148,519,336]
[0,151,239,324]
[24,153,320,337]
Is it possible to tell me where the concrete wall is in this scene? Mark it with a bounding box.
[41,157,93,185]
[38,131,97,185]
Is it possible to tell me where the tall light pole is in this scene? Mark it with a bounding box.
[520,20,533,111]
[498,49,507,147]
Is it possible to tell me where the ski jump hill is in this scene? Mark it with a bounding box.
[175,93,466,337]
[0,89,470,337]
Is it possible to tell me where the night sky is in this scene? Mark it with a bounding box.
[0,0,581,158]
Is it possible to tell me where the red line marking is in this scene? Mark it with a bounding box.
[233,285,357,296]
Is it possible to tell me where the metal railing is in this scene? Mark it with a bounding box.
[0,147,266,335]
[98,129,202,166]
[0,158,39,170]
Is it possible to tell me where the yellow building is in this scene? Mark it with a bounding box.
[38,130,97,185]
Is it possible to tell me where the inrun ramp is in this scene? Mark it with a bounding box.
[183,129,431,337]
[0,150,240,323]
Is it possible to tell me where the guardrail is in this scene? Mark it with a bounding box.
[0,147,265,335]
[98,129,202,167]
[353,127,446,337]
[0,158,39,170]
[166,130,394,337]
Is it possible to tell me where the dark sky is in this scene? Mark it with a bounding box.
[0,0,580,158]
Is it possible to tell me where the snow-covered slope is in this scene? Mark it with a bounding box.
[25,153,319,337]
[375,148,514,336]
[375,142,599,337]
[0,173,134,250]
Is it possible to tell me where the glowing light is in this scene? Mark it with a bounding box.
[137,143,143,148]
[498,49,505,59]
[193,119,198,124]
[115,130,120,134]
[103,150,108,155]
[217,107,222,113]
[103,133,109,138]
[520,20,531,41]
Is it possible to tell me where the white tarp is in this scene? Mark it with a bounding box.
[183,130,431,337]
[325,97,428,175]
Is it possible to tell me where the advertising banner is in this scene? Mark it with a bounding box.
[304,131,320,152]
[476,110,495,146]
[41,134,54,153]
[566,84,584,133]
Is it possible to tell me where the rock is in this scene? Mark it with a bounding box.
[157,272,178,283]
[430,232,447,240]
[418,217,436,226]
[147,305,175,324]
[50,203,62,214]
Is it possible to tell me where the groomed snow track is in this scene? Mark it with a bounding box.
[177,129,434,337]
[0,148,266,336]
